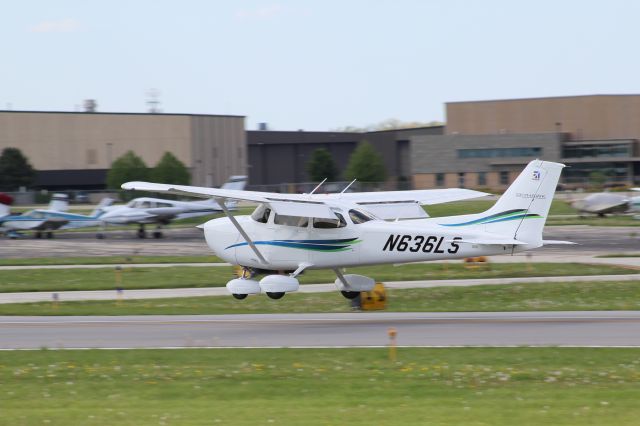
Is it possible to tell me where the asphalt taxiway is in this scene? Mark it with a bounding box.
[1,226,638,258]
[2,311,640,349]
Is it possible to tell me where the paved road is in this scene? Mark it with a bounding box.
[1,274,639,304]
[2,311,640,349]
[1,226,638,258]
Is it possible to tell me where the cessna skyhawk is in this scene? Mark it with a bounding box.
[123,160,568,300]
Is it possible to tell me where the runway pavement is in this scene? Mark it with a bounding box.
[2,311,640,349]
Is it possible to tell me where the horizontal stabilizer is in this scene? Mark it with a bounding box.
[447,238,528,245]
[542,240,576,245]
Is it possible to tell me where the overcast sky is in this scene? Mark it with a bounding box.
[2,0,639,130]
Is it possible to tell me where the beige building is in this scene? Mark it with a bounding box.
[411,95,640,189]
[446,94,640,140]
[0,111,246,189]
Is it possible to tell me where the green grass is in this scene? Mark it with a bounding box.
[0,263,633,293]
[0,255,223,266]
[3,280,640,315]
[597,253,640,258]
[1,347,639,425]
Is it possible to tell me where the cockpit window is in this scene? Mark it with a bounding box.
[349,209,375,224]
[313,213,347,229]
[251,205,271,224]
[274,214,309,227]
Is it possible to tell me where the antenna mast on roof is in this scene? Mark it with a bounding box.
[146,88,162,113]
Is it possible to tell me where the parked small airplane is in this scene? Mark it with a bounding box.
[571,191,640,217]
[123,160,568,300]
[99,176,247,238]
[0,194,113,238]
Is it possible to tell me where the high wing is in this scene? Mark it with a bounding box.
[121,182,489,220]
[327,188,490,219]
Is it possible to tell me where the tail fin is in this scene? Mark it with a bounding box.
[48,193,69,212]
[0,193,13,217]
[91,197,115,217]
[441,160,565,247]
[221,175,247,191]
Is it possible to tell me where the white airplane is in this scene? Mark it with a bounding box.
[571,191,640,217]
[0,194,113,239]
[99,176,247,239]
[123,160,568,300]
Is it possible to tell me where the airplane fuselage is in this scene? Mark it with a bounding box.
[203,215,530,270]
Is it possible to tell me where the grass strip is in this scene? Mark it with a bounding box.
[3,280,640,315]
[1,347,639,425]
[0,263,633,293]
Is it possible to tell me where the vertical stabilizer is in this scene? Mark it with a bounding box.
[0,193,13,217]
[482,160,564,246]
[221,176,248,191]
[440,160,565,248]
[49,193,69,212]
[91,197,115,217]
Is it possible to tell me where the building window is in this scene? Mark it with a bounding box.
[86,149,97,165]
[457,147,542,159]
[562,143,631,159]
[499,171,509,185]
[435,173,444,187]
[458,172,465,188]
[478,172,487,186]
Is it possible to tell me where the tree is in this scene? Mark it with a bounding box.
[0,147,36,191]
[106,151,149,190]
[344,141,387,183]
[151,152,190,185]
[332,118,444,132]
[306,148,338,182]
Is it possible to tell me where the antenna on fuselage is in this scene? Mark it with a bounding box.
[308,178,327,195]
[340,179,357,194]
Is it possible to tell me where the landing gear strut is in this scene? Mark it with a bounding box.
[137,224,147,239]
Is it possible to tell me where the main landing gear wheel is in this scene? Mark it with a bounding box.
[46,232,53,239]
[266,292,285,300]
[341,291,360,300]
[232,293,248,300]
[152,231,163,239]
[137,229,147,239]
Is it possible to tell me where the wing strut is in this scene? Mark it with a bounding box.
[215,197,268,264]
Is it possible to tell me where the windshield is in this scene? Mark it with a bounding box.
[349,209,375,224]
[251,204,271,223]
